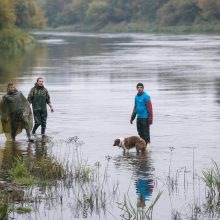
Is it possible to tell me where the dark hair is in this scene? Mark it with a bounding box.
[136,83,144,88]
[37,77,43,82]
[7,83,15,92]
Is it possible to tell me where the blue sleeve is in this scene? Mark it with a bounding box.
[144,94,151,102]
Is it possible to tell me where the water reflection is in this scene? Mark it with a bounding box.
[214,78,220,105]
[0,141,24,169]
[114,152,154,207]
[0,136,49,171]
[0,44,48,93]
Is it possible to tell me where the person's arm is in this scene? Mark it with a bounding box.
[146,100,153,125]
[46,90,54,112]
[130,103,136,124]
[27,88,34,104]
[1,96,8,121]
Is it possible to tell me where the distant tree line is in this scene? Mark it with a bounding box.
[42,0,220,27]
[0,0,46,50]
[0,0,46,31]
[1,0,220,33]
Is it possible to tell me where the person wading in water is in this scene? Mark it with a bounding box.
[28,77,54,136]
[130,83,153,148]
[0,83,33,142]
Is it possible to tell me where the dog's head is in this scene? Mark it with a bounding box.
[113,137,124,147]
[113,138,121,146]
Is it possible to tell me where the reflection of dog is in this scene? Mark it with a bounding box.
[113,136,149,153]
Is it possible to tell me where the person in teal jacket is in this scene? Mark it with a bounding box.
[130,83,153,145]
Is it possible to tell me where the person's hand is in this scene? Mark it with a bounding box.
[148,117,153,125]
[50,107,54,112]
[130,119,133,124]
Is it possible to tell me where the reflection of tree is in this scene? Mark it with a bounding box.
[0,137,49,171]
[0,141,23,170]
[214,78,220,105]
[113,152,154,207]
[0,43,48,91]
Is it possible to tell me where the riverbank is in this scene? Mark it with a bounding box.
[47,22,220,33]
[0,28,35,52]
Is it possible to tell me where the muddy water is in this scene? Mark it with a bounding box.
[1,32,220,219]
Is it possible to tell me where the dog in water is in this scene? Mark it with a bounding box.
[113,136,149,153]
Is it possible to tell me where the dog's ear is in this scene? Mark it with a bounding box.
[113,139,120,146]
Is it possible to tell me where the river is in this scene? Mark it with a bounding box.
[0,32,220,219]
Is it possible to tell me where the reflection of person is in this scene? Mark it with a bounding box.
[130,83,153,146]
[28,77,54,135]
[135,154,154,207]
[136,176,154,207]
[113,153,154,207]
[0,83,33,142]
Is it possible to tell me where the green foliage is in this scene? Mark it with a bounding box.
[197,0,220,21]
[0,0,16,30]
[201,160,220,199]
[157,0,200,25]
[8,157,36,185]
[0,28,35,51]
[42,0,220,31]
[55,0,89,26]
[16,206,32,213]
[118,191,162,219]
[6,155,65,185]
[0,193,9,220]
[86,1,110,24]
[15,0,47,29]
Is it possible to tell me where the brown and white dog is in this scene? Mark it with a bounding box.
[113,136,149,153]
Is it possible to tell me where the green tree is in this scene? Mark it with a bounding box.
[0,0,16,30]
[157,0,199,25]
[86,0,110,24]
[15,0,46,29]
[45,0,71,26]
[197,0,220,21]
[55,0,90,25]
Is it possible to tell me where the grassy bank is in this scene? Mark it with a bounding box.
[0,28,35,52]
[48,22,220,34]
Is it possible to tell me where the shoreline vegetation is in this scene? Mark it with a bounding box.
[1,22,220,52]
[45,22,220,34]
[0,28,35,52]
[0,137,220,219]
[2,0,220,51]
[2,22,220,53]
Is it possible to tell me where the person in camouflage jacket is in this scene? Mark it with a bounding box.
[28,77,54,135]
[0,83,33,141]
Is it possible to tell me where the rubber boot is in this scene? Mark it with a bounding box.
[26,129,34,142]
[41,127,46,135]
[32,124,40,135]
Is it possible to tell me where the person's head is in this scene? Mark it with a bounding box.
[36,77,44,86]
[7,83,16,93]
[136,83,144,94]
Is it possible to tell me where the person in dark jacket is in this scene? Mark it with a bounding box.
[0,83,33,142]
[28,77,54,135]
[130,83,153,146]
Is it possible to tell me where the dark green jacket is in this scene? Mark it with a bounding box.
[3,91,25,114]
[28,84,51,111]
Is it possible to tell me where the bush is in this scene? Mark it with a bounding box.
[0,28,35,51]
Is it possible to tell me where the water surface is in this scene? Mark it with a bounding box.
[1,32,220,219]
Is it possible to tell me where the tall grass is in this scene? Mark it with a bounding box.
[0,193,9,220]
[201,160,220,199]
[118,191,162,220]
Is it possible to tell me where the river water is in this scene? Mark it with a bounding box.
[0,32,220,219]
